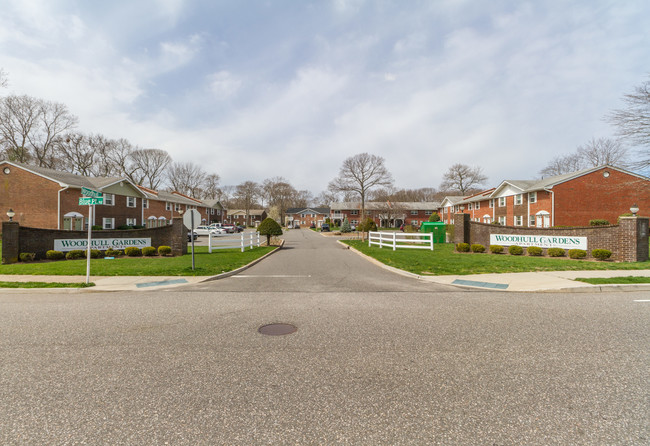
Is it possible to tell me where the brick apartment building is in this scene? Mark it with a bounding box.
[226,209,267,227]
[330,202,441,228]
[439,165,650,227]
[285,207,330,228]
[0,161,220,230]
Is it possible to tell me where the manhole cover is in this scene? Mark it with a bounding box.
[258,323,297,336]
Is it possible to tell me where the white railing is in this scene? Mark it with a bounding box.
[368,231,433,251]
[208,231,261,253]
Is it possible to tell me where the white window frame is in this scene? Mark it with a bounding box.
[126,217,137,226]
[489,199,494,208]
[424,210,432,215]
[498,216,506,225]
[411,220,418,225]
[126,196,136,208]
[514,215,523,226]
[498,197,506,207]
[166,202,172,211]
[174,203,181,212]
[104,193,114,206]
[514,194,522,205]
[529,215,536,226]
[411,210,418,215]
[102,217,115,229]
[476,201,480,209]
[468,203,473,210]
[142,199,149,209]
[529,192,537,203]
[350,210,359,215]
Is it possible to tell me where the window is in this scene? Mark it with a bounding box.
[351,220,358,225]
[142,199,148,209]
[529,215,535,226]
[166,202,172,211]
[425,210,432,215]
[127,196,136,208]
[467,203,472,210]
[350,210,358,215]
[102,218,115,229]
[498,216,506,225]
[476,201,480,209]
[514,194,522,205]
[514,215,523,226]
[104,193,114,206]
[529,192,537,203]
[489,199,494,208]
[126,218,137,226]
[411,220,418,225]
[498,197,506,207]
[174,203,181,211]
[411,210,418,215]
[211,209,215,215]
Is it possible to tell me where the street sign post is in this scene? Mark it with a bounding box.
[183,209,201,271]
[79,197,103,205]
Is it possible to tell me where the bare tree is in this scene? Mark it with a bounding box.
[30,99,78,168]
[577,137,629,167]
[235,181,260,225]
[328,153,394,220]
[439,163,487,194]
[200,173,221,199]
[56,133,95,175]
[0,68,8,88]
[539,153,585,177]
[609,77,650,172]
[262,177,298,223]
[129,148,172,189]
[314,190,339,208]
[0,95,40,163]
[217,185,237,208]
[166,162,208,197]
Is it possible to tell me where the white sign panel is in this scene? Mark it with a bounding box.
[490,234,587,250]
[54,238,151,252]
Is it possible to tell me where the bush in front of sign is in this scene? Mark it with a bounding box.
[456,243,470,252]
[527,246,543,256]
[66,250,85,260]
[508,245,524,256]
[158,246,172,256]
[46,250,65,260]
[470,244,486,253]
[591,249,612,261]
[19,252,36,262]
[489,245,504,254]
[124,247,142,257]
[105,248,123,257]
[547,248,565,257]
[568,249,587,259]
[142,247,157,256]
[90,249,102,259]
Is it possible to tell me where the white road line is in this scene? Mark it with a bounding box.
[633,299,650,302]
[234,275,312,278]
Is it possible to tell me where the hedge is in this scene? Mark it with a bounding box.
[568,249,587,259]
[508,245,524,256]
[526,246,543,256]
[591,249,612,261]
[456,243,470,252]
[489,245,504,254]
[470,244,486,253]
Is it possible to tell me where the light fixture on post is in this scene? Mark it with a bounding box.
[630,204,639,216]
[7,208,15,221]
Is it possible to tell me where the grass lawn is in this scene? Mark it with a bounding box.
[0,245,276,276]
[0,281,95,288]
[574,276,650,285]
[342,241,650,276]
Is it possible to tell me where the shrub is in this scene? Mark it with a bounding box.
[404,224,417,233]
[446,224,454,241]
[591,249,612,261]
[470,244,486,253]
[142,246,157,256]
[428,212,441,222]
[340,218,352,233]
[547,248,565,257]
[124,247,142,257]
[527,246,543,256]
[46,250,65,260]
[90,249,102,259]
[104,248,123,257]
[589,219,610,226]
[258,217,283,245]
[508,245,524,256]
[19,252,36,262]
[158,246,172,256]
[358,218,378,232]
[91,225,103,230]
[489,245,504,254]
[456,243,470,252]
[568,249,587,259]
[66,250,85,260]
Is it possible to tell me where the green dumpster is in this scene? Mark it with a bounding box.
[420,222,446,243]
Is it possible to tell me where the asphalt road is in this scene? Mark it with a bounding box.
[1,229,648,445]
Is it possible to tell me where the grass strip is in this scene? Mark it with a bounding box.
[0,246,276,276]
[574,276,650,285]
[0,281,95,288]
[342,241,650,276]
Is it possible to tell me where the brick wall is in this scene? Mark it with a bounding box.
[454,213,649,262]
[2,217,187,263]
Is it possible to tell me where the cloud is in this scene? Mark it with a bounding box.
[208,71,242,99]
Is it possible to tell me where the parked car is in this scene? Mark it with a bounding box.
[321,223,330,232]
[221,224,236,233]
[194,225,216,236]
[187,230,198,242]
[235,225,245,232]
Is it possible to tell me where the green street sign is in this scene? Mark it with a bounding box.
[79,197,103,205]
[81,187,103,198]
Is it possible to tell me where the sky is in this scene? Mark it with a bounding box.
[1,0,649,195]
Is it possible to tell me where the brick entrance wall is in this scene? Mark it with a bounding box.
[2,217,187,264]
[453,213,649,262]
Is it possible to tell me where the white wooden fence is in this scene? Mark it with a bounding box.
[368,231,434,251]
[208,232,261,253]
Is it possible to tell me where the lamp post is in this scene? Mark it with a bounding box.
[630,204,639,217]
[7,208,15,221]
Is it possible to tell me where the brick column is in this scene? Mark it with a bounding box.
[618,216,649,262]
[171,216,187,256]
[2,221,20,264]
[453,213,471,245]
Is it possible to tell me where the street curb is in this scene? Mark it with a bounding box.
[198,239,284,283]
